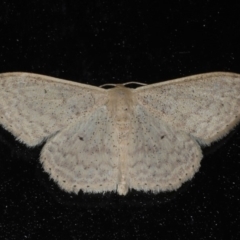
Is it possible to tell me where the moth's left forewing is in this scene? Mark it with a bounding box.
[0,72,107,146]
[134,72,240,146]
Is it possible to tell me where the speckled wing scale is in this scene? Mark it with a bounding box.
[0,72,107,146]
[0,72,119,193]
[0,72,240,195]
[135,72,240,146]
[127,105,202,193]
[41,106,120,194]
[128,72,240,193]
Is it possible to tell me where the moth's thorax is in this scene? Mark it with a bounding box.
[107,85,134,124]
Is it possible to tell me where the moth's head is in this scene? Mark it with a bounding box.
[100,82,146,89]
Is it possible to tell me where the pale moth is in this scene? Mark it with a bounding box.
[0,72,240,195]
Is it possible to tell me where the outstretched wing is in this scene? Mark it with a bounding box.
[40,106,119,194]
[0,72,107,146]
[134,72,240,145]
[127,105,202,192]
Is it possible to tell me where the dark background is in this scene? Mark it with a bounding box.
[0,1,240,239]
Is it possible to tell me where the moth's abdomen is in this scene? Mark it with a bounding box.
[107,85,134,195]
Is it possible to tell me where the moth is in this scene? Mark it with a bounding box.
[0,72,240,195]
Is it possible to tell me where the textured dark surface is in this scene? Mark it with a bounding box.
[0,1,240,239]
